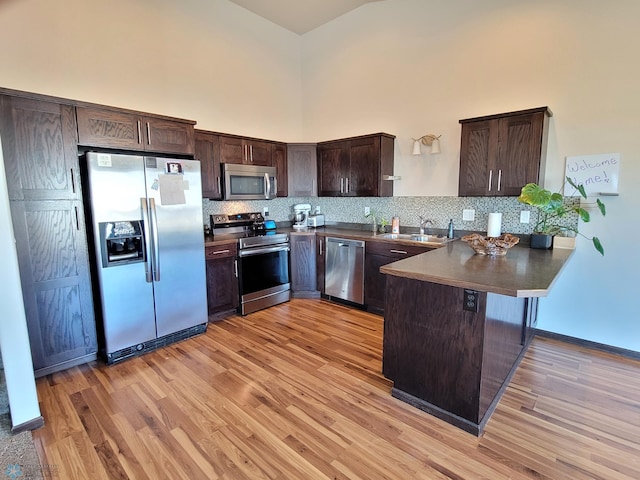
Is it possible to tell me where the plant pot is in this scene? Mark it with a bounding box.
[530,233,553,250]
[553,236,576,250]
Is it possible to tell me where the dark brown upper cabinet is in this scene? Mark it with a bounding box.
[195,130,222,199]
[287,143,317,197]
[458,107,552,197]
[219,134,272,166]
[317,133,395,197]
[272,142,288,197]
[76,106,195,156]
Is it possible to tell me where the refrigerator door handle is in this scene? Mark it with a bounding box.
[141,198,153,283]
[149,197,161,282]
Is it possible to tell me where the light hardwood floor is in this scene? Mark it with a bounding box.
[33,299,640,479]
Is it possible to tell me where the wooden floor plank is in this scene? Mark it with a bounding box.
[32,298,640,479]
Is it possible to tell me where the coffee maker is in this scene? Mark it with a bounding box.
[293,203,311,229]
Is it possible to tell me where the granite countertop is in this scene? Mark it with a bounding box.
[380,240,574,298]
[204,226,448,248]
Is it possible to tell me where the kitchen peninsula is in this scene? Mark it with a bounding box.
[381,241,573,435]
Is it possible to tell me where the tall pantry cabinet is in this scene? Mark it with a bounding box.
[0,95,97,376]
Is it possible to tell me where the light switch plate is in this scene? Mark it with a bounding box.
[462,209,475,222]
[520,210,530,223]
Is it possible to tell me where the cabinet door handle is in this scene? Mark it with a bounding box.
[70,168,76,194]
[319,239,323,256]
[137,121,142,144]
[340,177,344,194]
[234,259,238,278]
[74,206,80,230]
[146,122,151,145]
[217,176,221,195]
[312,179,316,195]
[488,170,493,191]
[390,249,408,255]
[346,177,349,193]
[497,169,502,191]
[250,144,253,163]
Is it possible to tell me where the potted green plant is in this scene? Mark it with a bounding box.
[365,211,389,233]
[517,176,606,255]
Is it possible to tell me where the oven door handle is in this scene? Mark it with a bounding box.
[239,244,290,257]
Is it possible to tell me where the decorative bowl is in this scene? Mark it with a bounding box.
[461,233,520,256]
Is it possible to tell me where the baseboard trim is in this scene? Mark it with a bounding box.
[535,329,640,360]
[34,353,98,378]
[11,415,44,433]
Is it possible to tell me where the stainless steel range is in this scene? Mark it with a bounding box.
[211,213,290,315]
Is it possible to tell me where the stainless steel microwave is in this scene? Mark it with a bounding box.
[221,163,277,200]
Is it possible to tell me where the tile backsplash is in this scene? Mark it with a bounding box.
[203,196,578,235]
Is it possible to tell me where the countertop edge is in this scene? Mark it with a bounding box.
[380,243,574,298]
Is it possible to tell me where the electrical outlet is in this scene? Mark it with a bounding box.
[462,209,475,222]
[463,289,479,312]
[263,207,269,217]
[364,206,370,216]
[520,210,530,223]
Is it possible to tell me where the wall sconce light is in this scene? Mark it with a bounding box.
[412,134,441,155]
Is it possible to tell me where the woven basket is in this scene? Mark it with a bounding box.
[461,233,520,256]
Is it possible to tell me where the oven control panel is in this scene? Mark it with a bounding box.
[211,212,264,227]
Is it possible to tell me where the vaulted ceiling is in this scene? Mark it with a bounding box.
[227,0,383,35]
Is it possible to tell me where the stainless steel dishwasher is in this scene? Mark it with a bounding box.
[325,237,365,304]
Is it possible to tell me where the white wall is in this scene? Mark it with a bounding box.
[0,0,303,140]
[0,137,41,428]
[301,0,640,351]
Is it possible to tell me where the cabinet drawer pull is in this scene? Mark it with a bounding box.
[488,170,493,191]
[389,249,408,255]
[497,169,502,191]
[212,249,230,255]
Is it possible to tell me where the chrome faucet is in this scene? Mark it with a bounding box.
[418,216,433,234]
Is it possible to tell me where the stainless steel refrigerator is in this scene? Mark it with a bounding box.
[84,152,207,364]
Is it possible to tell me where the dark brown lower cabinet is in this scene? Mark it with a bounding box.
[316,235,326,295]
[382,275,532,435]
[290,232,319,298]
[364,241,433,315]
[9,200,97,375]
[205,243,239,319]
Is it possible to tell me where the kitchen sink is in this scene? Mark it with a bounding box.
[379,233,453,245]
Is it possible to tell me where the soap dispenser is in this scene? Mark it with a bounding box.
[447,219,454,239]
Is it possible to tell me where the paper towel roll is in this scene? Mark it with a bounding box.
[487,212,502,237]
